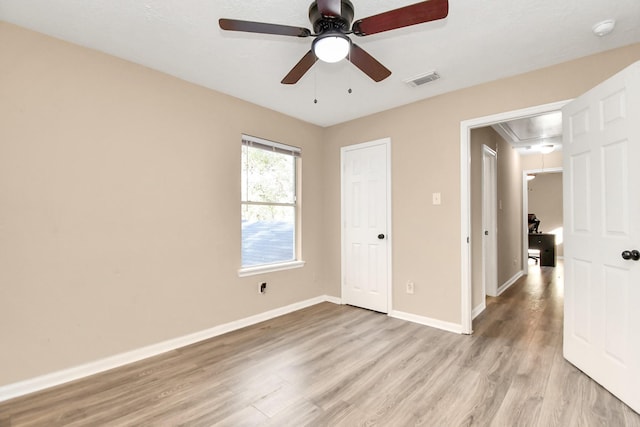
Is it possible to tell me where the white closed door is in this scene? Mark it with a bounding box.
[482,145,498,297]
[341,139,391,313]
[563,61,640,413]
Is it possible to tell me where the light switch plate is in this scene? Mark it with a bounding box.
[432,192,441,205]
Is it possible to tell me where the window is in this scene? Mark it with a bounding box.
[240,135,303,275]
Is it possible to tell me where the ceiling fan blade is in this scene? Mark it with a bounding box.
[281,50,318,84]
[317,0,342,17]
[348,44,391,82]
[219,19,311,37]
[352,0,448,36]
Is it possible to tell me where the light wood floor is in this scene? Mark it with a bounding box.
[2,264,639,426]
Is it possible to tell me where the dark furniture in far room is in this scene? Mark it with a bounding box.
[528,213,541,233]
[527,213,542,263]
[529,233,556,267]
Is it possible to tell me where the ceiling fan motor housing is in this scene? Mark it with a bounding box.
[309,0,354,34]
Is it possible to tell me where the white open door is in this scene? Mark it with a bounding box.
[563,61,640,413]
[341,138,391,313]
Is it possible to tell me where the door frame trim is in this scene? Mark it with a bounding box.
[340,137,393,313]
[459,100,570,334]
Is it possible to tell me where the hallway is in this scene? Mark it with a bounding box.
[473,262,638,425]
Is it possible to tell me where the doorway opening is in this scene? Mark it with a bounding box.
[522,168,563,276]
[460,100,570,334]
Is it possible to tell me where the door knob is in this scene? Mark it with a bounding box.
[621,250,640,261]
[378,234,385,240]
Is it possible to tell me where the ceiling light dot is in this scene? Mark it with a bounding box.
[540,144,555,154]
[592,19,616,37]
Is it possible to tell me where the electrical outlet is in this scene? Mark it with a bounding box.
[258,282,267,294]
[406,281,415,294]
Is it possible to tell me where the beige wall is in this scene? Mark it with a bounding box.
[322,43,640,325]
[0,22,326,387]
[528,172,564,257]
[2,20,640,390]
[496,131,523,285]
[521,150,563,171]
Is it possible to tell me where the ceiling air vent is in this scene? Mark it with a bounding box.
[404,71,440,87]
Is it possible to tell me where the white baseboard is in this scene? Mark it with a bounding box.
[0,295,339,403]
[324,295,342,305]
[389,310,463,334]
[472,302,486,319]
[497,270,524,296]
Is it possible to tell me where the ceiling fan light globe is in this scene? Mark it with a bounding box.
[313,35,350,63]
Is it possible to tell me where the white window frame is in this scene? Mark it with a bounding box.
[238,135,305,277]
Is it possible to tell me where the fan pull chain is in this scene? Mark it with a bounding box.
[347,48,353,94]
[313,67,318,104]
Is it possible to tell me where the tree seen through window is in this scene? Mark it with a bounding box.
[241,138,299,267]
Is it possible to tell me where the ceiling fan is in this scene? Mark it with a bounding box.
[219,0,448,84]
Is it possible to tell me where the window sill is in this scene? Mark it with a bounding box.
[238,260,306,277]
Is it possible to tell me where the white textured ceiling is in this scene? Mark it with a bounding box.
[493,112,563,155]
[1,0,639,127]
